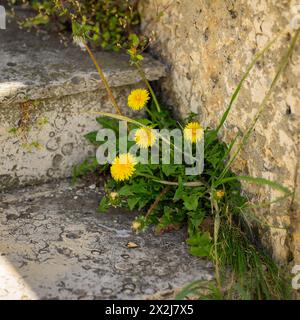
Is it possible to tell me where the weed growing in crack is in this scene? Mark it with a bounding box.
[69,10,299,300]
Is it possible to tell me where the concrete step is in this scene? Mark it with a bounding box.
[0,12,166,190]
[0,180,214,300]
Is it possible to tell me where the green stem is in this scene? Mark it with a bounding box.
[136,172,207,187]
[145,186,170,219]
[136,63,161,113]
[84,43,123,115]
[145,107,156,120]
[211,197,222,292]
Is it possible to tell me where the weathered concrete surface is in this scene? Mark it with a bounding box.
[140,0,300,263]
[0,12,166,190]
[0,180,214,300]
[0,12,166,104]
[0,87,139,190]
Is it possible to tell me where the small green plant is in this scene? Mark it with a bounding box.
[72,156,102,184]
[10,0,140,51]
[72,27,299,299]
[54,3,299,298]
[7,100,46,150]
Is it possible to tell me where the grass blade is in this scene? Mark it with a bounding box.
[215,175,292,195]
[215,34,279,134]
[216,29,300,182]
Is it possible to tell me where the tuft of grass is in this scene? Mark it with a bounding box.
[216,223,292,300]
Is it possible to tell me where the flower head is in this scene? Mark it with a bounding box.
[131,220,142,232]
[128,89,150,110]
[110,153,137,182]
[134,127,156,148]
[184,122,204,143]
[216,190,225,199]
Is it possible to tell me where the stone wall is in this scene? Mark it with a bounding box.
[140,0,300,263]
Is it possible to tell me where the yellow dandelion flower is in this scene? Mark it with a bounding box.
[128,89,150,110]
[134,127,156,148]
[184,122,204,143]
[216,190,225,198]
[110,153,137,182]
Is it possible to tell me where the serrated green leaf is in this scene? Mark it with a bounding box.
[98,196,109,213]
[84,131,98,144]
[173,177,184,201]
[119,185,134,196]
[183,195,199,211]
[162,164,182,177]
[96,117,119,132]
[187,232,212,257]
[128,197,140,210]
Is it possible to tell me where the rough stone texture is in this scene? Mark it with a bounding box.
[0,180,214,300]
[140,0,300,263]
[0,86,140,190]
[0,12,166,190]
[0,11,166,104]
